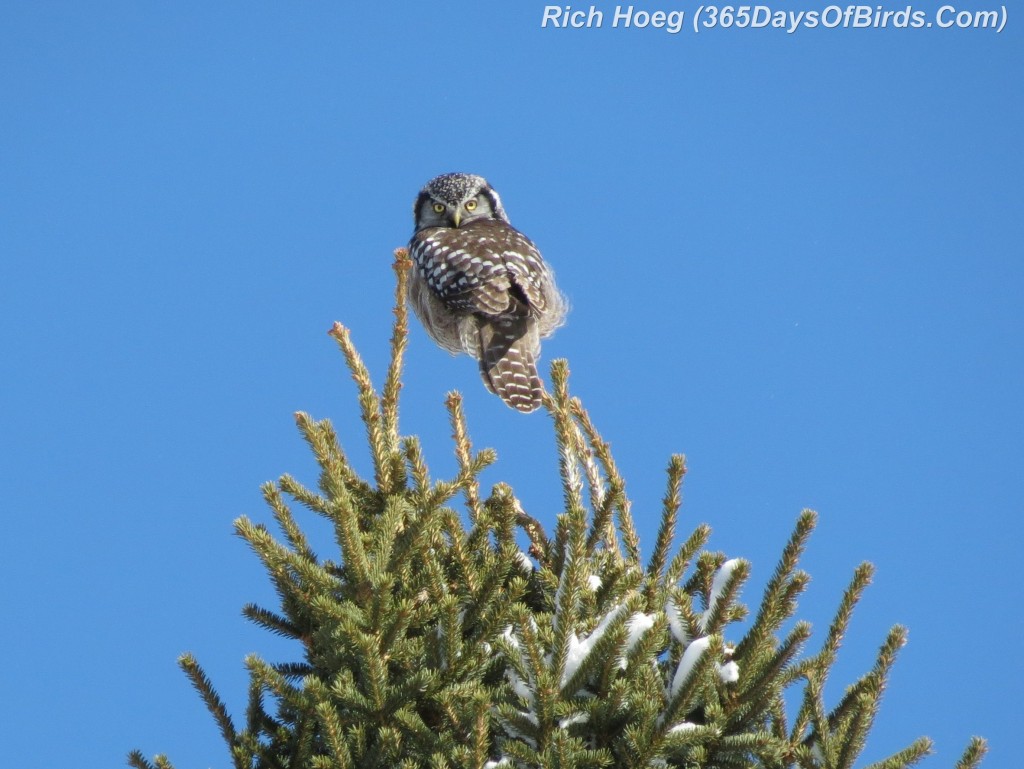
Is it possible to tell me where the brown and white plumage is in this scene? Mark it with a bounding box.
[408,173,566,413]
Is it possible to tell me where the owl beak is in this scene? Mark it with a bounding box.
[452,210,462,228]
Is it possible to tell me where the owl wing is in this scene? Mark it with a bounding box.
[410,219,551,320]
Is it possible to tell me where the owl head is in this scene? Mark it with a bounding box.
[413,173,509,231]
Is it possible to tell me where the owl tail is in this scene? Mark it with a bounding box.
[477,318,543,413]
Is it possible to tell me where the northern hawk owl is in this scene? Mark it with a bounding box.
[408,173,567,413]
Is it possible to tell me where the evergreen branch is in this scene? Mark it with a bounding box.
[664,523,712,592]
[293,410,372,503]
[687,551,721,602]
[279,472,333,517]
[501,736,542,766]
[731,568,811,721]
[242,602,302,639]
[262,480,317,562]
[441,507,479,595]
[871,623,908,689]
[457,570,526,669]
[569,395,639,563]
[768,696,788,742]
[548,360,587,546]
[382,249,412,453]
[485,571,534,639]
[661,635,724,730]
[810,561,875,675]
[698,558,750,637]
[551,520,589,691]
[802,671,833,767]
[233,516,322,598]
[826,623,908,769]
[421,538,451,602]
[790,560,877,743]
[584,483,618,562]
[326,482,373,590]
[289,710,318,769]
[736,510,816,661]
[425,479,460,511]
[666,587,701,648]
[493,632,534,709]
[178,653,238,759]
[789,687,813,753]
[470,704,492,769]
[437,595,464,674]
[517,505,552,569]
[579,438,608,538]
[617,610,667,680]
[861,736,933,769]
[329,321,394,492]
[127,750,166,769]
[514,606,556,735]
[559,602,632,696]
[833,693,876,769]
[386,507,444,601]
[656,723,721,769]
[446,391,484,523]
[463,489,495,560]
[243,676,268,737]
[728,620,812,733]
[646,455,686,594]
[234,517,360,660]
[368,494,412,580]
[346,724,370,766]
[710,730,778,766]
[307,679,355,769]
[245,653,306,714]
[954,737,988,769]
[818,624,906,745]
[771,619,814,688]
[402,435,432,499]
[484,482,521,553]
[564,401,610,548]
[273,661,316,678]
[393,705,438,747]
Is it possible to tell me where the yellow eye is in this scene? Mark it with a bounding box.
[432,202,446,214]
[464,199,478,211]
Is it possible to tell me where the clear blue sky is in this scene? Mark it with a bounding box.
[2,3,1020,767]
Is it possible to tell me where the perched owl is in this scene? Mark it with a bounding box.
[408,173,567,413]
